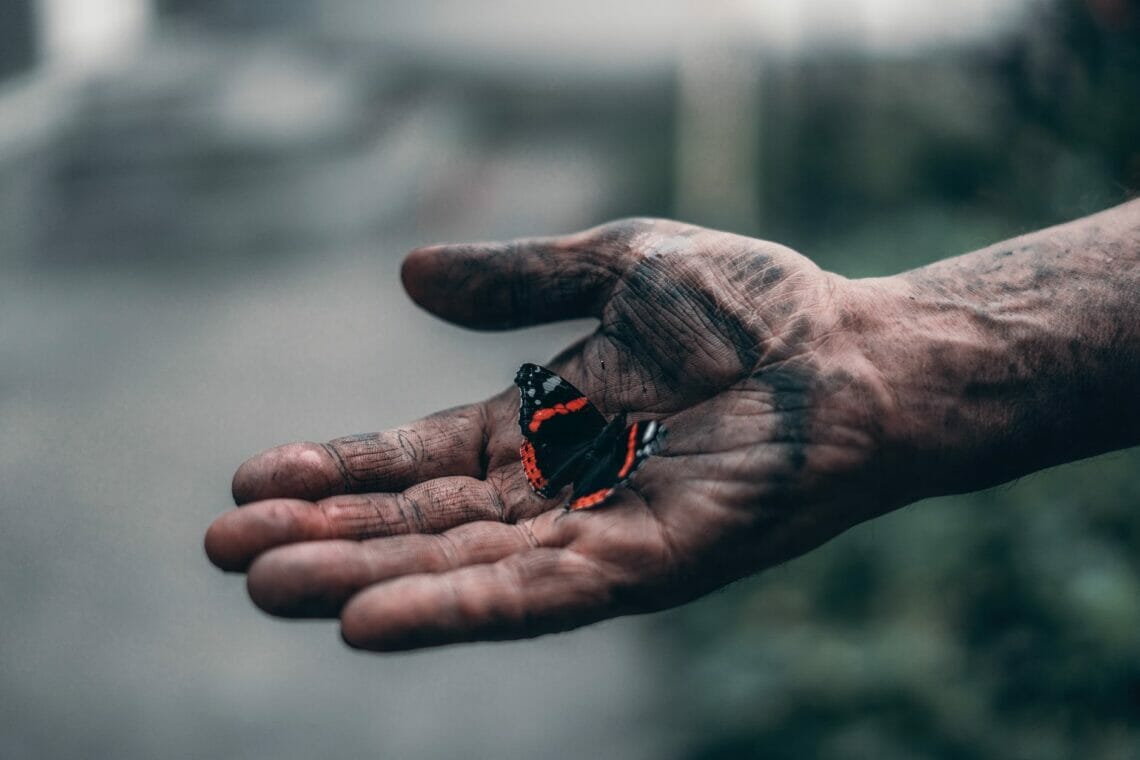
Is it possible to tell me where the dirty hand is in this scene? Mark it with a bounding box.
[206,204,1140,650]
[206,218,898,650]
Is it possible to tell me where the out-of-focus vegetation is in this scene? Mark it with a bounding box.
[656,2,1140,757]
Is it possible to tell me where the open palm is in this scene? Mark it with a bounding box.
[206,218,894,650]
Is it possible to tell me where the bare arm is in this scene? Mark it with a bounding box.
[859,198,1140,499]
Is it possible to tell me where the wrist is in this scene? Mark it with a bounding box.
[847,203,1140,501]
[842,275,1005,501]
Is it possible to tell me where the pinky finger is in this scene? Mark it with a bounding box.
[339,549,619,651]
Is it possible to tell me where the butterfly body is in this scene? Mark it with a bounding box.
[515,363,666,510]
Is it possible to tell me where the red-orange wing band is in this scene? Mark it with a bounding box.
[567,487,615,511]
[616,423,639,479]
[527,396,590,433]
[519,440,548,492]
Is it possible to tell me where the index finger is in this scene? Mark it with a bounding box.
[231,403,489,504]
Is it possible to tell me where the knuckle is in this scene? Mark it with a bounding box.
[433,533,462,569]
[320,494,393,540]
[588,217,661,255]
[393,491,429,533]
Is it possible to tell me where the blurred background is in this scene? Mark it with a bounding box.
[2,0,1138,758]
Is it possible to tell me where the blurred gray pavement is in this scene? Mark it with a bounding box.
[0,254,674,760]
[0,29,677,760]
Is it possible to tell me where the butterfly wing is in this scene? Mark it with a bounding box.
[515,363,607,497]
[566,419,667,510]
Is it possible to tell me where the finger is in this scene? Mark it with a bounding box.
[401,219,656,329]
[204,475,507,572]
[231,403,488,504]
[340,548,619,650]
[246,515,564,618]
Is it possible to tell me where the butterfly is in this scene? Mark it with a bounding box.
[515,363,667,511]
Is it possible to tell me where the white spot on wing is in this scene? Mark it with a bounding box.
[542,375,562,394]
[641,421,658,444]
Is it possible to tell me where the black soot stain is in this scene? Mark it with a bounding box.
[618,256,763,381]
[750,362,816,473]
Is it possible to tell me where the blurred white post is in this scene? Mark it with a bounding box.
[37,0,154,74]
[673,0,764,233]
[0,0,154,263]
[0,0,152,157]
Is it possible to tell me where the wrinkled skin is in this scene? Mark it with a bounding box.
[208,201,1140,650]
[206,218,900,650]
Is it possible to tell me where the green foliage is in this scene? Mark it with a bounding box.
[659,2,1140,756]
[665,450,1140,759]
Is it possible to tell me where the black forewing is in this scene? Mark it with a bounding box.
[515,363,607,496]
[515,363,606,443]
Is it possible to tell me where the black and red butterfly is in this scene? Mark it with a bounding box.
[515,363,667,511]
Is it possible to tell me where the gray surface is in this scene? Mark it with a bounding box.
[0,257,674,760]
[0,30,677,760]
[0,0,36,80]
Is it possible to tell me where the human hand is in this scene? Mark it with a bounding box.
[205,218,901,650]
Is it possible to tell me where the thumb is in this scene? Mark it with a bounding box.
[400,220,650,330]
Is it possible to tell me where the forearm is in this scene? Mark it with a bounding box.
[858,199,1140,499]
